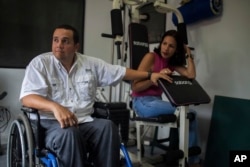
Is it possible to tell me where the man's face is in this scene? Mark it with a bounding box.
[52,28,79,61]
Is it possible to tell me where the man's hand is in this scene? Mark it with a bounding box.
[52,104,78,128]
[160,68,172,75]
[150,72,173,85]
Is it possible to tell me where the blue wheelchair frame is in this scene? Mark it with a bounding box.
[38,144,132,167]
[40,153,57,167]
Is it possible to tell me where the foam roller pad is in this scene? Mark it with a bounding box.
[111,9,123,36]
[172,0,223,25]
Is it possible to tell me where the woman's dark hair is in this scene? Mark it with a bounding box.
[153,30,186,66]
[53,24,80,44]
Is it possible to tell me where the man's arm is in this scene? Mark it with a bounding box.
[21,94,78,128]
[123,68,173,86]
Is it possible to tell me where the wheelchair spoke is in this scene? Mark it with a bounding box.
[10,130,23,167]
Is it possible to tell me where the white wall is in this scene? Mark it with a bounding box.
[1,0,250,160]
[0,68,25,143]
[84,0,114,101]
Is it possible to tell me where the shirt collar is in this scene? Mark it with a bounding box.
[52,53,79,71]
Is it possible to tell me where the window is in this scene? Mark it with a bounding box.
[0,0,85,68]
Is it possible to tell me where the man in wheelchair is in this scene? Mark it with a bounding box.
[19,24,170,167]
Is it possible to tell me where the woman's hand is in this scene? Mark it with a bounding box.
[184,45,192,56]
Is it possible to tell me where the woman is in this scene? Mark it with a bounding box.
[132,30,200,167]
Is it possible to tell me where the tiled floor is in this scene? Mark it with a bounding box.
[0,144,7,167]
[126,144,167,167]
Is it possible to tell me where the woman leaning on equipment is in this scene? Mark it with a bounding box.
[131,30,201,167]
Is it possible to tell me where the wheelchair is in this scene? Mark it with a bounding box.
[7,104,133,167]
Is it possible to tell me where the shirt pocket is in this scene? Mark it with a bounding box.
[49,78,64,101]
[75,75,96,101]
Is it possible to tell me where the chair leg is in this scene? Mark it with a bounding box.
[150,127,179,154]
[136,123,142,163]
[178,106,189,167]
[150,127,158,155]
[169,127,179,150]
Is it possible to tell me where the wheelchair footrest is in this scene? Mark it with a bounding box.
[131,114,177,123]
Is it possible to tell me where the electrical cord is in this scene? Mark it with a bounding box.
[0,106,11,133]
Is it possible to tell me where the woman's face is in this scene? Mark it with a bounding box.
[160,36,177,59]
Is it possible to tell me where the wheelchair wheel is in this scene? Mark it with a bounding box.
[7,113,34,167]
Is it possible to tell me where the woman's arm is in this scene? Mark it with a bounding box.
[175,46,196,79]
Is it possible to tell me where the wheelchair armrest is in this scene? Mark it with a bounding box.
[93,102,127,119]
[94,101,127,109]
[21,106,40,124]
[93,102,130,142]
[21,106,44,155]
[92,107,110,119]
[21,106,38,113]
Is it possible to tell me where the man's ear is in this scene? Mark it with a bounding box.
[75,43,80,52]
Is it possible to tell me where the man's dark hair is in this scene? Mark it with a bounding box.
[54,24,80,44]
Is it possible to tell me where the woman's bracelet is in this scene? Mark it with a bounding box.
[147,71,152,80]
